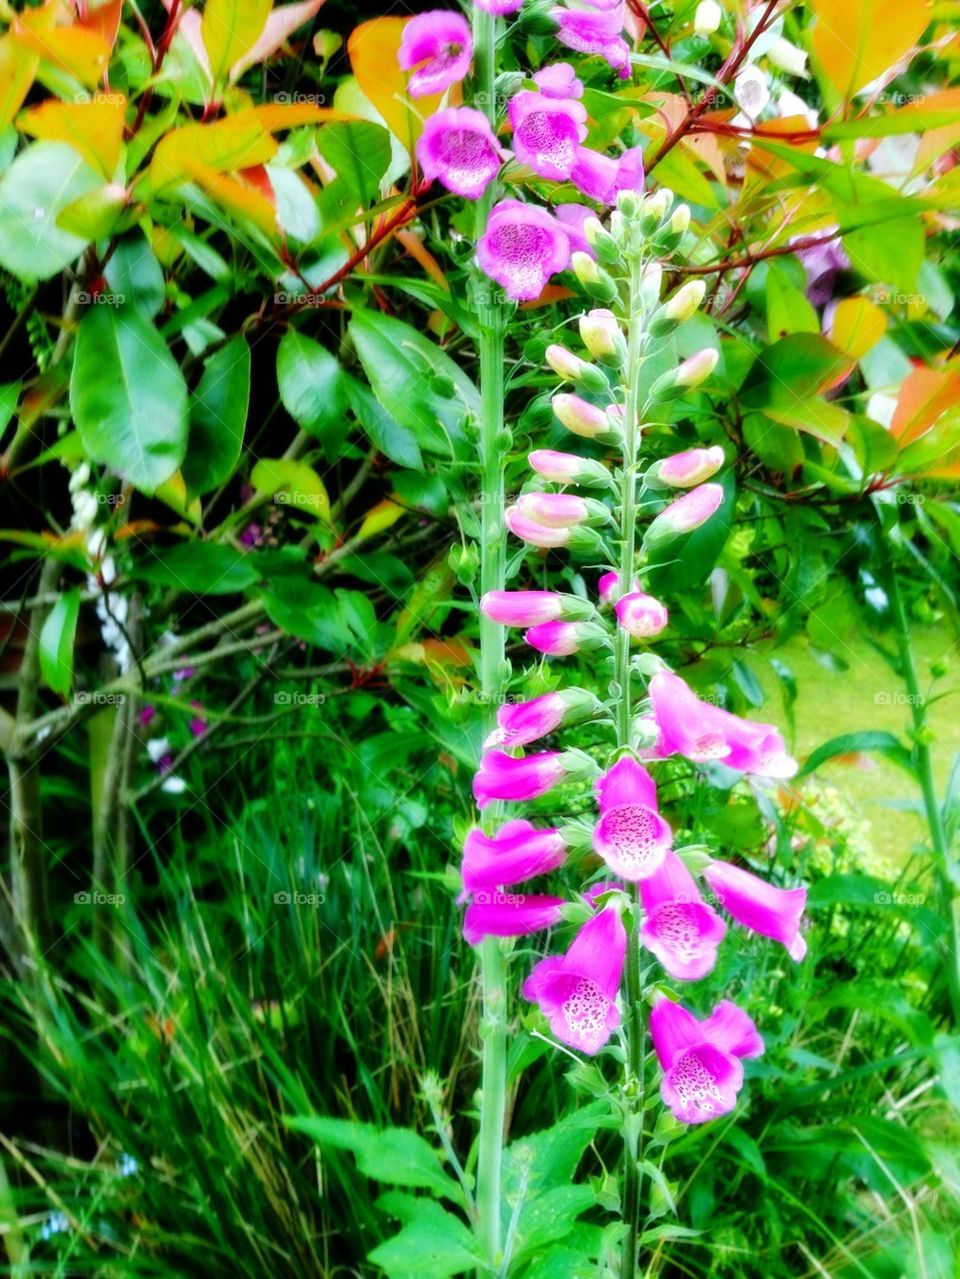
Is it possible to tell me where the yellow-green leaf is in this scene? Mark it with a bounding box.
[809,0,929,101]
[201,0,272,86]
[251,459,331,522]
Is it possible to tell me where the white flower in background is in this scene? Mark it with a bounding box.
[733,64,770,117]
[767,37,808,77]
[694,0,722,34]
[777,88,818,129]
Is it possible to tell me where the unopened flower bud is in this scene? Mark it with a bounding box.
[579,309,628,367]
[615,591,669,639]
[546,344,610,394]
[639,262,663,311]
[616,189,641,218]
[525,620,608,657]
[694,0,722,34]
[514,492,611,529]
[640,188,673,234]
[552,392,609,439]
[598,570,640,604]
[650,279,707,335]
[571,251,618,303]
[642,483,724,552]
[649,348,719,401]
[646,445,725,490]
[767,37,808,77]
[584,216,622,267]
[448,541,479,584]
[528,449,613,488]
[481,590,596,626]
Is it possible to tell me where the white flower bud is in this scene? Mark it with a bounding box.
[694,0,722,34]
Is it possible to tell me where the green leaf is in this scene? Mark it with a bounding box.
[250,458,331,522]
[201,0,272,83]
[316,120,391,206]
[70,304,189,493]
[645,471,736,595]
[104,231,166,319]
[796,730,916,779]
[276,329,348,440]
[346,377,421,469]
[368,1197,479,1279]
[262,579,354,652]
[132,543,260,594]
[285,1117,457,1199]
[39,589,81,697]
[843,216,924,296]
[0,142,100,281]
[739,335,849,411]
[766,261,819,341]
[183,335,250,496]
[348,310,478,458]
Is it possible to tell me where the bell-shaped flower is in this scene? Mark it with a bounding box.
[551,4,631,76]
[534,62,584,99]
[523,902,626,1054]
[615,591,668,639]
[592,755,672,880]
[460,819,567,900]
[484,688,600,749]
[473,748,568,808]
[417,107,501,199]
[650,996,763,1124]
[481,589,593,626]
[703,859,807,960]
[646,670,797,777]
[477,200,571,301]
[463,893,565,945]
[473,0,525,12]
[524,620,607,656]
[570,144,644,203]
[639,851,726,979]
[508,90,587,181]
[398,11,473,99]
[555,203,596,257]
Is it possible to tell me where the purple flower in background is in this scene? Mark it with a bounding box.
[399,11,473,99]
[172,666,195,682]
[188,701,207,738]
[534,61,584,99]
[139,704,156,729]
[551,4,631,77]
[477,200,571,301]
[640,852,726,979]
[473,749,569,808]
[463,893,565,945]
[508,91,587,180]
[703,859,807,960]
[796,229,849,308]
[417,107,501,199]
[592,755,672,880]
[472,0,525,13]
[460,819,567,899]
[523,903,626,1053]
[651,997,763,1124]
[555,203,596,256]
[238,521,263,549]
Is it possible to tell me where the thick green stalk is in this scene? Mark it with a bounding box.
[883,529,960,1024]
[617,256,646,1279]
[472,6,509,1269]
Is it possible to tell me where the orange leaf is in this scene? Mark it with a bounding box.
[18,96,126,178]
[148,115,278,191]
[891,365,960,445]
[12,7,111,88]
[348,17,442,151]
[809,0,929,101]
[78,0,123,51]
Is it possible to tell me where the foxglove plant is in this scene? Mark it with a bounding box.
[463,190,808,1278]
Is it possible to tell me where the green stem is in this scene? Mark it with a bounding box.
[618,256,647,1279]
[473,6,509,1270]
[882,524,960,1024]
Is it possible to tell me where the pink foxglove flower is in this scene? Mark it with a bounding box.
[555,203,597,257]
[551,393,609,439]
[534,61,584,99]
[477,200,571,301]
[703,860,807,960]
[505,507,573,548]
[651,997,764,1124]
[472,0,525,13]
[524,620,606,656]
[460,819,567,898]
[481,589,590,626]
[592,755,672,880]
[646,670,798,777]
[417,107,501,199]
[647,445,725,489]
[508,91,587,181]
[528,449,610,486]
[398,11,473,99]
[514,491,591,528]
[523,903,626,1054]
[464,894,565,945]
[640,852,726,979]
[484,688,599,749]
[598,570,639,603]
[571,145,643,204]
[644,483,723,543]
[473,749,569,808]
[615,591,668,639]
[551,4,631,77]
